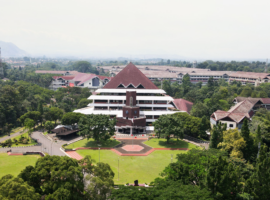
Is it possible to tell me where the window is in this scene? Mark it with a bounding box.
[229,124,234,128]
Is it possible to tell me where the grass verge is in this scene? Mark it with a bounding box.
[0,153,40,178]
[77,150,186,184]
[66,138,120,149]
[144,138,197,149]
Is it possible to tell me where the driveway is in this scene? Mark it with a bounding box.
[0,131,66,156]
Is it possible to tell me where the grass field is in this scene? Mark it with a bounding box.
[66,138,120,149]
[0,153,40,178]
[144,138,197,149]
[77,150,186,184]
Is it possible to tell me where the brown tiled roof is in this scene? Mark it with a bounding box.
[228,100,255,114]
[103,62,159,89]
[212,110,247,123]
[53,76,75,80]
[234,97,270,104]
[172,99,193,113]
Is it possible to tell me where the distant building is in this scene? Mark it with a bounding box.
[211,97,270,130]
[100,65,270,86]
[50,73,111,91]
[74,63,193,133]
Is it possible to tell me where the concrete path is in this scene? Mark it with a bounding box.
[0,131,66,156]
[0,129,25,143]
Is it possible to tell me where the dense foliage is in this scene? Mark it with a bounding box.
[0,80,91,137]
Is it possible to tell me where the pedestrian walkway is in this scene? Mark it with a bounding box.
[66,151,83,160]
[0,129,25,143]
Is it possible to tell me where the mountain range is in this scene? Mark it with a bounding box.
[0,41,29,57]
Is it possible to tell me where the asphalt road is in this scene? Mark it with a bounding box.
[0,131,66,156]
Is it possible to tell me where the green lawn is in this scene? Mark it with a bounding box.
[4,132,37,147]
[144,138,197,149]
[0,153,40,178]
[66,138,120,149]
[77,150,186,184]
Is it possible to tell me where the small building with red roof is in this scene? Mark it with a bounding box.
[211,97,266,129]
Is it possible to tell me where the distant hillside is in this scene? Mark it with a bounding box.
[0,41,29,57]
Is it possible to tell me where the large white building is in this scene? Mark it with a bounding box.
[99,65,270,86]
[74,63,193,133]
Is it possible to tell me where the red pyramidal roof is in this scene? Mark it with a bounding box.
[103,62,159,89]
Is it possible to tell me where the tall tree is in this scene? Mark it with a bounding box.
[78,114,116,142]
[218,128,246,158]
[241,118,254,161]
[37,102,43,126]
[0,174,40,200]
[47,107,63,125]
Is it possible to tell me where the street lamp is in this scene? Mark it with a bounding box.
[98,144,101,162]
[171,154,173,163]
[118,157,119,181]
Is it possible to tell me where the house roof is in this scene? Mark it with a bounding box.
[103,62,159,89]
[212,110,248,123]
[212,98,262,124]
[172,99,193,113]
[36,70,79,74]
[234,97,270,104]
[53,76,75,80]
[228,100,256,114]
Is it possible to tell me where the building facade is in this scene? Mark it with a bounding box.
[74,63,193,133]
[100,65,270,86]
[210,97,270,130]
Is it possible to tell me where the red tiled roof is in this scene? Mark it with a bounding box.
[53,76,75,80]
[172,99,193,113]
[260,98,270,104]
[97,75,112,80]
[103,62,158,89]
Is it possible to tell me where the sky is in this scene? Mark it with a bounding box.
[1,0,270,60]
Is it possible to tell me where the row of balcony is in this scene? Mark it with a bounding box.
[94,107,167,111]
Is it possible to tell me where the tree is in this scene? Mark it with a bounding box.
[209,126,219,149]
[0,174,40,200]
[245,144,270,200]
[37,102,44,126]
[44,121,54,133]
[218,128,246,158]
[77,98,92,109]
[153,115,174,143]
[19,111,41,126]
[182,74,191,94]
[209,123,226,149]
[73,61,97,73]
[61,112,84,126]
[85,162,115,200]
[241,118,254,161]
[24,118,35,138]
[48,107,63,125]
[190,102,209,118]
[78,114,116,142]
[18,156,85,198]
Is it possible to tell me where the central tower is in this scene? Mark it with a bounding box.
[116,91,146,134]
